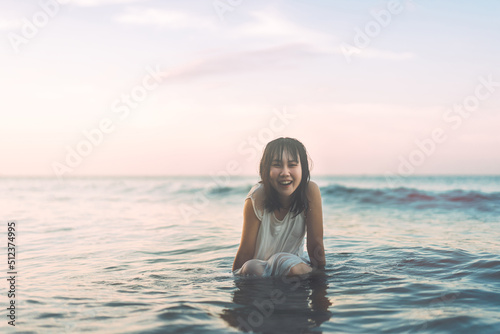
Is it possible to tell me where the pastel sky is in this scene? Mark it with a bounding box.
[1,0,499,177]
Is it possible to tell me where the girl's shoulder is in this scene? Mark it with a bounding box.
[306,180,320,193]
[246,183,266,220]
[247,182,265,202]
[306,180,321,201]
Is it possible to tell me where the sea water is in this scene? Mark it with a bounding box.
[1,175,499,333]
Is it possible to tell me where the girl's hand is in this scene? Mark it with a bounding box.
[232,198,261,271]
[306,181,326,269]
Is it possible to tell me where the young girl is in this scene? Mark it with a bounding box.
[232,137,325,277]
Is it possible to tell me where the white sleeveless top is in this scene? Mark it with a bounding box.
[246,183,308,262]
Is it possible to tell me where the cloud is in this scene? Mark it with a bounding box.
[158,43,318,83]
[237,10,335,48]
[70,0,149,7]
[113,6,215,30]
[356,49,416,60]
[235,10,413,61]
[336,42,416,61]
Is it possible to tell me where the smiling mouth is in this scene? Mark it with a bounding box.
[279,180,292,186]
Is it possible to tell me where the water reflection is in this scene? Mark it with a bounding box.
[221,272,332,333]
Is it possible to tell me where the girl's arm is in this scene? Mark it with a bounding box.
[232,198,261,271]
[306,181,326,269]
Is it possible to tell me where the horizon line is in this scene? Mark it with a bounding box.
[1,173,499,179]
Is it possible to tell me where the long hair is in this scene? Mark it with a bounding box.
[259,137,311,217]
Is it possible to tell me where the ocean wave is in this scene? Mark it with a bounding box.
[321,184,500,212]
[173,184,252,196]
[170,182,500,212]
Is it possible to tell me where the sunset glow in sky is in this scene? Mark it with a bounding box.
[1,0,499,177]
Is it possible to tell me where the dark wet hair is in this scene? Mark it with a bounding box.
[259,137,311,217]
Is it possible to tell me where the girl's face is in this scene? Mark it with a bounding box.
[269,149,302,203]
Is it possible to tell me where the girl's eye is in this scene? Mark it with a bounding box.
[272,164,281,167]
